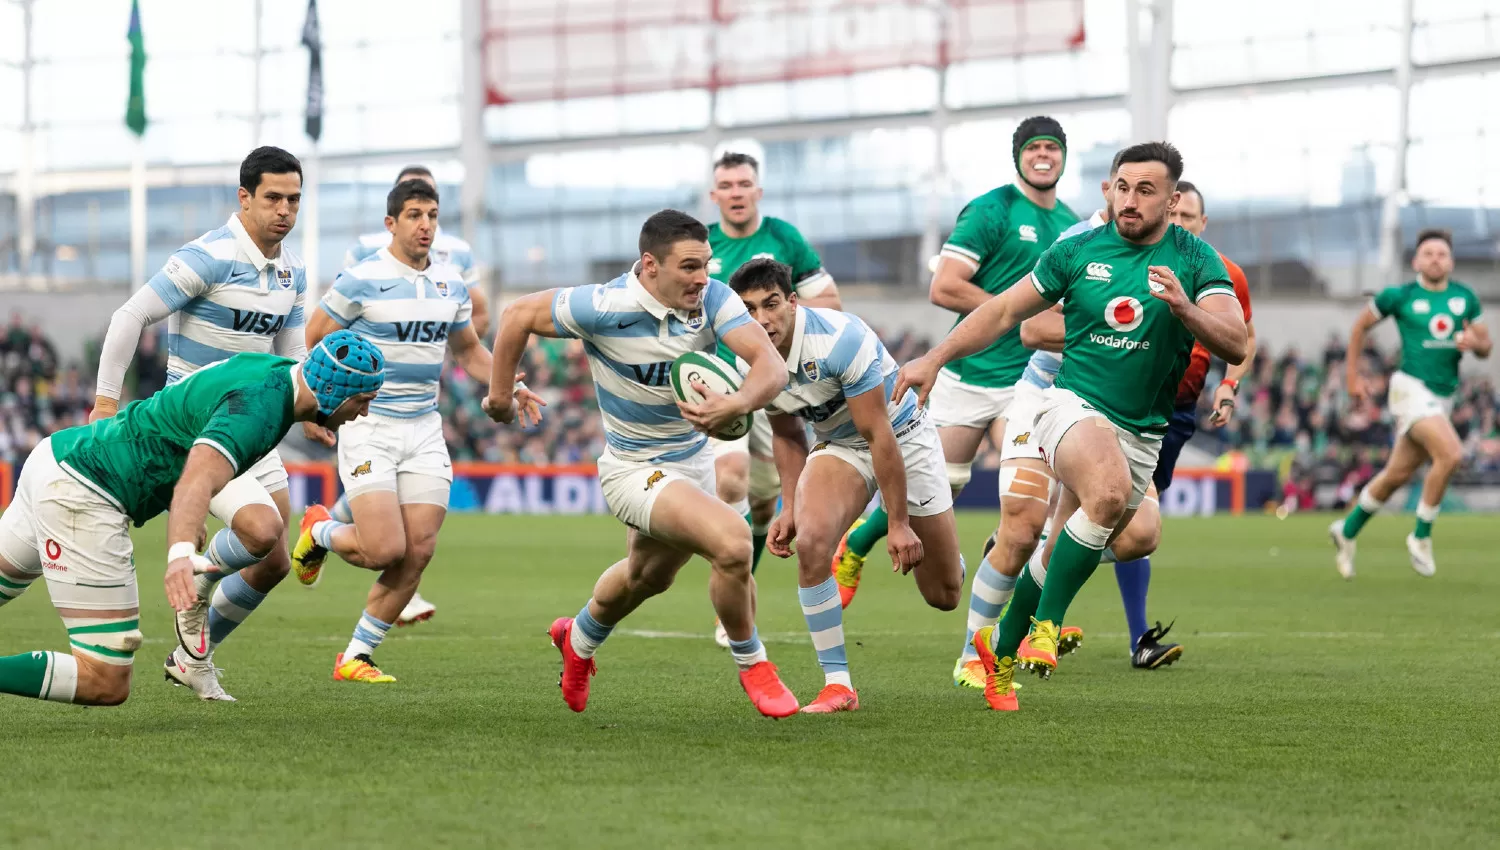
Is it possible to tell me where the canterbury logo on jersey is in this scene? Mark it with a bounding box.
[1018,225,1038,243]
[1085,262,1112,282]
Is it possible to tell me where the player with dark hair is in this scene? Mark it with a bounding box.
[728,258,963,713]
[703,150,842,645]
[483,210,799,717]
[1330,228,1490,577]
[335,167,491,628]
[0,338,383,707]
[896,141,1248,710]
[90,145,313,700]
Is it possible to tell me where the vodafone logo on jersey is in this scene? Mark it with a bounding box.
[1429,313,1455,339]
[1105,296,1144,332]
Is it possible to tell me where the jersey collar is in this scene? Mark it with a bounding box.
[626,264,696,323]
[784,306,810,374]
[376,247,438,297]
[228,214,274,272]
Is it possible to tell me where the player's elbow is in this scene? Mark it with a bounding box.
[1220,335,1249,367]
[928,278,959,310]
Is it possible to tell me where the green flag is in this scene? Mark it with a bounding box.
[125,0,147,136]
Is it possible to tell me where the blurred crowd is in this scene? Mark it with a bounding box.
[6,316,1500,507]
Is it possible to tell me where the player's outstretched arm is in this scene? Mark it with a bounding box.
[484,289,561,423]
[720,321,787,413]
[1345,305,1382,405]
[93,286,175,419]
[894,279,1052,406]
[1019,303,1066,352]
[766,412,809,558]
[928,256,991,315]
[163,445,237,611]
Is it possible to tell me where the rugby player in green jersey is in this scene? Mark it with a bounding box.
[1331,229,1490,578]
[0,333,383,706]
[895,142,1248,711]
[832,117,1079,615]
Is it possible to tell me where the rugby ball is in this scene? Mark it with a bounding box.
[670,350,753,440]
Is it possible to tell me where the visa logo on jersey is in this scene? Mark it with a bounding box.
[630,362,673,386]
[392,321,450,343]
[231,310,288,335]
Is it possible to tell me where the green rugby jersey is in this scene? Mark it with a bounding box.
[709,216,829,364]
[940,184,1078,388]
[1371,280,1483,396]
[1031,222,1233,437]
[50,352,298,525]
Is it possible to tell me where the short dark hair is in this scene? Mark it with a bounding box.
[1176,179,1205,214]
[396,164,433,184]
[639,209,709,260]
[1415,228,1452,250]
[1114,141,1184,184]
[728,257,793,297]
[387,178,439,218]
[713,151,759,176]
[239,146,303,195]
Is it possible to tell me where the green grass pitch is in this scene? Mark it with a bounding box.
[2,511,1497,849]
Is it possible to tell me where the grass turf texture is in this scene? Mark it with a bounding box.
[3,511,1498,849]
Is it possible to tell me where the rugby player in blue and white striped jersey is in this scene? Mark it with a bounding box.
[482,209,799,718]
[727,258,964,714]
[91,146,313,702]
[293,178,542,685]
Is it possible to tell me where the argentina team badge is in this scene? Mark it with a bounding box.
[801,359,820,382]
[276,267,294,290]
[434,278,450,297]
[686,309,706,331]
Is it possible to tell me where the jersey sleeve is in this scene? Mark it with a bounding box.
[1189,244,1234,303]
[194,383,292,473]
[1029,239,1075,303]
[320,270,370,328]
[550,284,603,340]
[780,223,833,297]
[940,200,1004,271]
[1222,257,1253,320]
[703,279,753,337]
[450,281,474,331]
[1371,286,1404,319]
[147,244,217,311]
[826,319,884,398]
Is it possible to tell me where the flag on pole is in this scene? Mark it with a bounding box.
[302,0,323,142]
[125,0,147,136]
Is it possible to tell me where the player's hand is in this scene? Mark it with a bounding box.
[677,381,747,435]
[1146,265,1188,314]
[1207,382,1237,428]
[89,397,119,423]
[887,520,924,575]
[481,392,517,424]
[767,513,797,558]
[511,372,547,428]
[164,555,210,612]
[893,355,942,408]
[302,421,337,447]
[1346,372,1368,408]
[1456,319,1487,353]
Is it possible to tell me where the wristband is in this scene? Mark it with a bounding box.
[1220,378,1240,393]
[168,542,197,562]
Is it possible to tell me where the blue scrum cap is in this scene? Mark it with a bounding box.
[304,329,384,416]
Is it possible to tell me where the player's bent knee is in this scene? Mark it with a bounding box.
[708,535,754,576]
[921,580,962,612]
[230,505,284,559]
[1087,486,1129,526]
